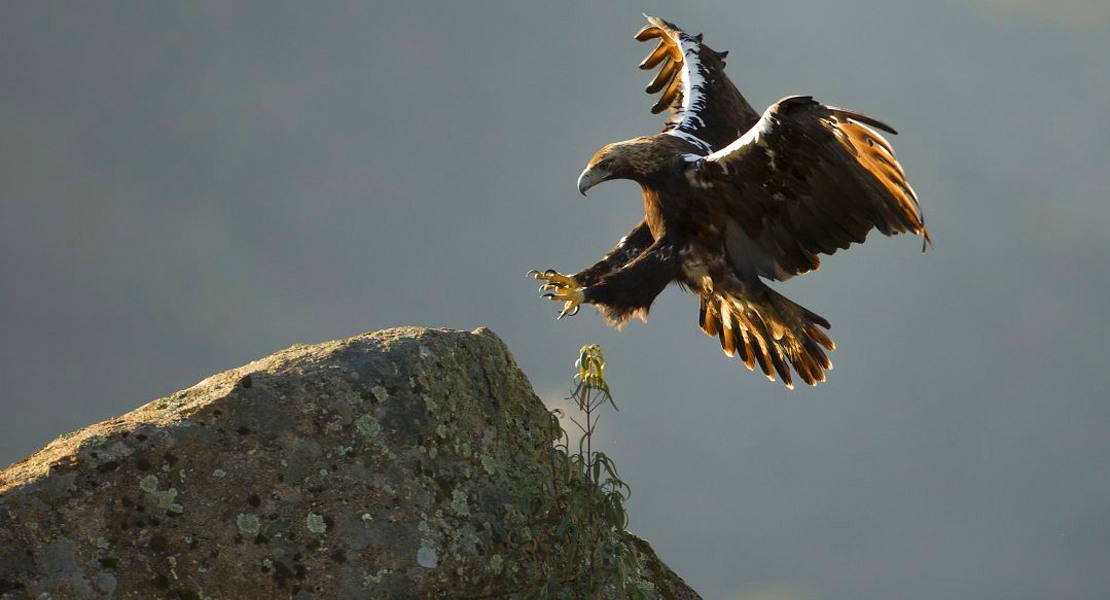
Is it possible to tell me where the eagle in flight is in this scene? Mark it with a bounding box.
[531,15,931,388]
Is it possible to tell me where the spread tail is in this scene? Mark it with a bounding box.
[698,280,834,388]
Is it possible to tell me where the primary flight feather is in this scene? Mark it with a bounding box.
[531,15,931,389]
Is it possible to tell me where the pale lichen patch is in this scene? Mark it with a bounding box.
[236,514,261,536]
[450,489,470,517]
[363,568,392,587]
[154,488,182,512]
[306,512,327,533]
[355,414,382,439]
[139,475,159,493]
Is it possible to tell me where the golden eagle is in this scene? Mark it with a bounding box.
[531,15,931,388]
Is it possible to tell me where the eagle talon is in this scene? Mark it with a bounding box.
[532,269,584,318]
[530,269,579,288]
[542,287,585,319]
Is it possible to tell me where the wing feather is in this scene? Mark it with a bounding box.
[653,76,683,114]
[639,41,671,70]
[636,15,760,153]
[645,59,678,94]
[699,96,931,279]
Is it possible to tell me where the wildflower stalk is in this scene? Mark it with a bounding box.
[520,344,646,600]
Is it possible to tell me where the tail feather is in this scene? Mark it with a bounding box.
[746,315,778,382]
[698,281,833,388]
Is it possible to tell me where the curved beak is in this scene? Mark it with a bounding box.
[577,165,611,197]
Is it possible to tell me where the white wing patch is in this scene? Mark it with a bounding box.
[706,105,776,163]
[663,37,713,153]
[675,38,708,129]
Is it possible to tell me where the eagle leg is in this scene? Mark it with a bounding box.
[575,238,680,327]
[529,221,659,321]
[529,237,679,326]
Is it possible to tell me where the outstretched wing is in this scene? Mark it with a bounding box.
[696,95,931,280]
[636,15,760,153]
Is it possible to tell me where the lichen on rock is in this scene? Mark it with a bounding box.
[0,327,700,600]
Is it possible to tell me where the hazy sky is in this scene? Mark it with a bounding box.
[2,2,1108,599]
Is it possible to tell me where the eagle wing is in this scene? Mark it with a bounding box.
[696,95,931,280]
[636,15,760,153]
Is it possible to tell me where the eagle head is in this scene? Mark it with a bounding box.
[577,137,658,196]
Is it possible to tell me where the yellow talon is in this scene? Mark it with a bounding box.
[529,269,579,288]
[529,269,584,319]
[543,288,585,319]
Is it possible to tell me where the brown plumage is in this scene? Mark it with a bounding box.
[531,15,931,388]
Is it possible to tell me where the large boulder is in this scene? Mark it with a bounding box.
[0,327,700,600]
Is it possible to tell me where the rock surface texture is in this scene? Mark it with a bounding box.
[0,327,700,600]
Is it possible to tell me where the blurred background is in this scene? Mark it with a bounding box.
[2,1,1108,599]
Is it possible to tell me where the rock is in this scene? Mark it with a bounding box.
[0,327,700,600]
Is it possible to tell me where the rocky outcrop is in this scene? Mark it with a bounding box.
[0,327,700,600]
